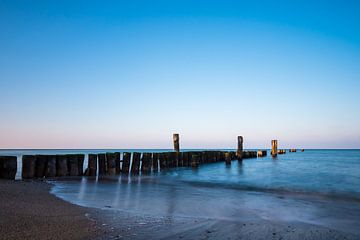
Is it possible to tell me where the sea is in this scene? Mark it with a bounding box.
[1,149,360,234]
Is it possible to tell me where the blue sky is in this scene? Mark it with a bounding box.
[0,0,359,149]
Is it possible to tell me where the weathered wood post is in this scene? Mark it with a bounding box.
[0,156,17,180]
[115,152,121,174]
[45,155,57,178]
[152,153,159,172]
[77,154,85,176]
[121,152,131,174]
[85,154,97,176]
[67,154,79,176]
[173,133,180,152]
[35,155,47,178]
[237,136,243,160]
[191,155,199,168]
[159,152,167,170]
[56,155,68,176]
[106,152,116,175]
[22,155,36,179]
[131,152,141,174]
[225,152,231,165]
[257,150,267,157]
[141,153,152,173]
[97,153,107,175]
[271,140,278,157]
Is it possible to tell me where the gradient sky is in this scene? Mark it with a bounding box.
[1,0,360,149]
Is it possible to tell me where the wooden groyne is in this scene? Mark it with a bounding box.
[4,150,243,180]
[0,135,304,180]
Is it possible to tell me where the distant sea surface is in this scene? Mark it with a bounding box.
[1,149,360,234]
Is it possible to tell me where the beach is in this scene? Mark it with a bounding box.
[1,177,360,240]
[0,180,104,240]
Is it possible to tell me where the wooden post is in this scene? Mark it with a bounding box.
[0,156,17,180]
[86,154,97,176]
[141,153,152,173]
[22,155,36,179]
[182,152,189,167]
[271,140,278,157]
[106,152,116,175]
[237,136,243,160]
[45,155,56,178]
[56,155,68,176]
[67,154,79,176]
[115,152,121,174]
[168,152,177,168]
[35,155,47,178]
[121,152,131,174]
[77,154,85,176]
[225,152,231,165]
[191,155,199,168]
[257,150,267,157]
[152,153,159,172]
[97,153,107,175]
[173,133,180,152]
[159,152,167,170]
[131,152,141,174]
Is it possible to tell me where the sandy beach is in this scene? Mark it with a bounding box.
[1,179,359,240]
[0,180,105,240]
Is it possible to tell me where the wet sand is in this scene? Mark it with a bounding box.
[1,180,359,240]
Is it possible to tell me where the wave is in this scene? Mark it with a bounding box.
[180,180,360,203]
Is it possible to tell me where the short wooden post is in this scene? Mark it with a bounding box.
[121,152,131,174]
[257,150,267,157]
[182,152,189,167]
[86,154,97,176]
[159,152,167,170]
[22,155,36,179]
[141,153,152,173]
[45,155,56,178]
[237,136,243,160]
[115,152,121,174]
[271,140,278,157]
[35,155,47,178]
[173,133,180,152]
[131,152,141,174]
[56,155,68,176]
[225,152,231,165]
[77,154,85,176]
[152,153,159,172]
[97,153,107,175]
[191,155,199,168]
[0,156,17,180]
[67,154,79,176]
[106,152,116,175]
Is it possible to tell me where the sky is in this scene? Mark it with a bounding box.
[0,0,360,149]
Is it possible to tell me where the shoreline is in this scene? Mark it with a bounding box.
[1,180,360,240]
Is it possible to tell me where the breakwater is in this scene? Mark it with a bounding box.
[0,135,302,180]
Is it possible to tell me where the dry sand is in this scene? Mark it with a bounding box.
[0,180,105,240]
[1,180,359,240]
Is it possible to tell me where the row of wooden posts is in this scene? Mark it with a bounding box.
[0,135,301,180]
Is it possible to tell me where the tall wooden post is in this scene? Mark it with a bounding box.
[271,140,278,157]
[237,136,243,160]
[173,133,180,152]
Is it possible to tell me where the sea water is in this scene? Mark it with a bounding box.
[1,149,360,234]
